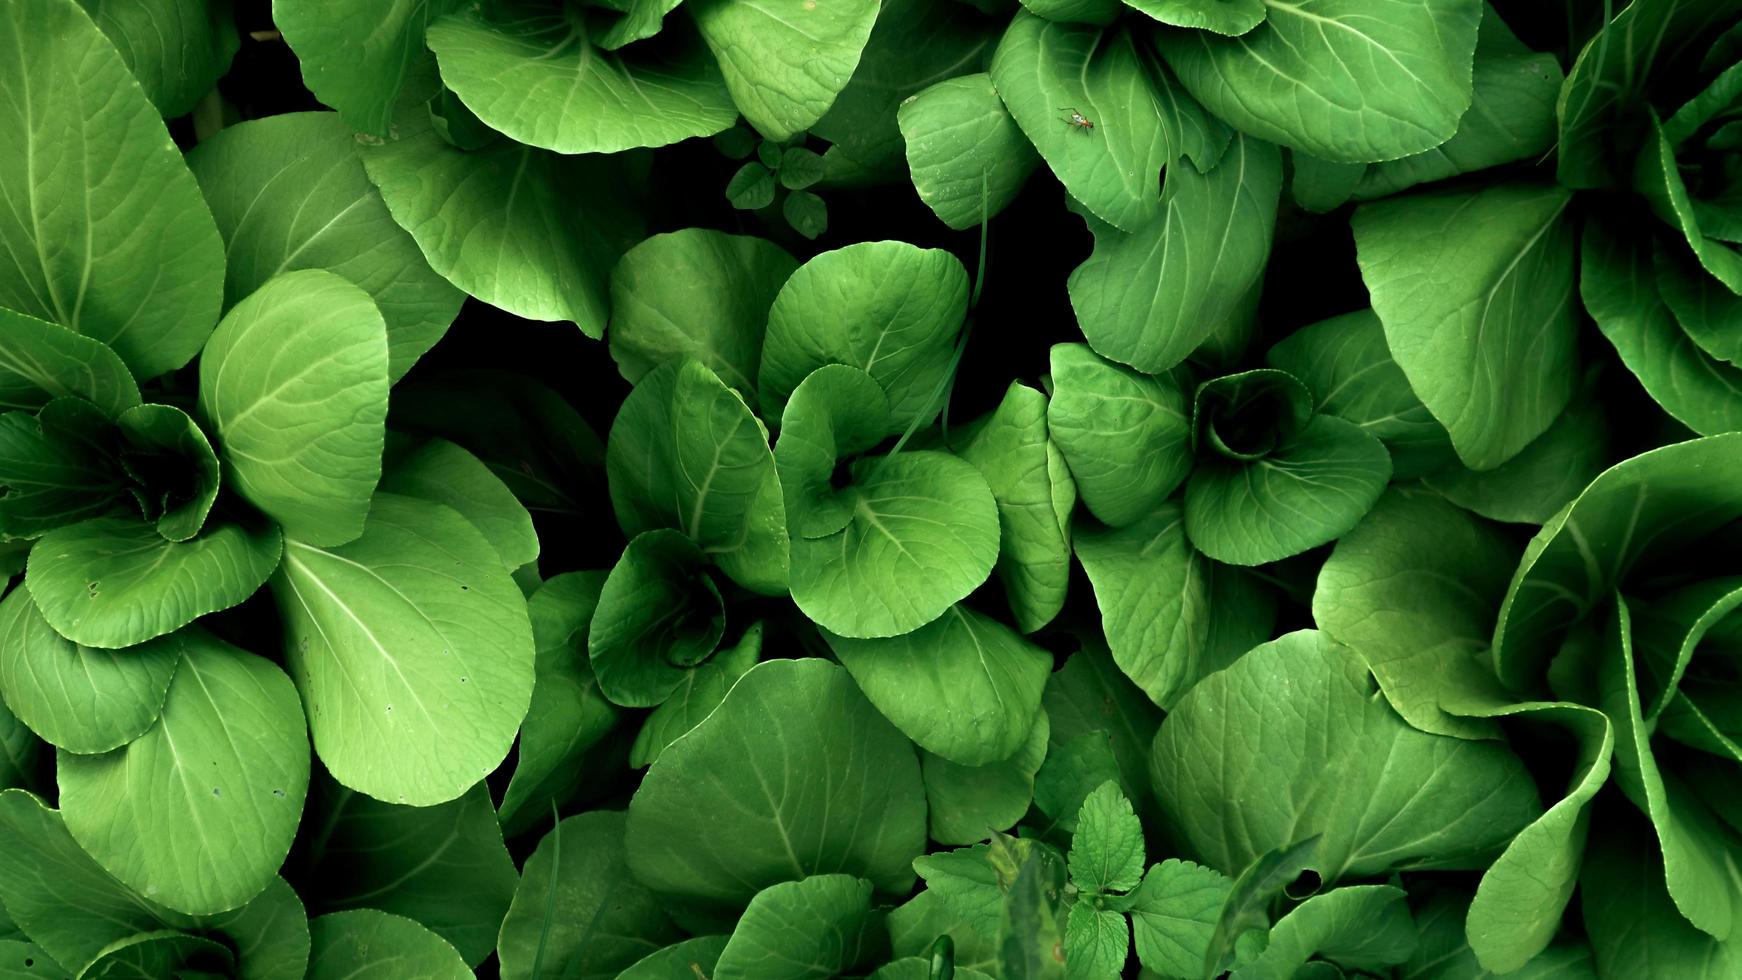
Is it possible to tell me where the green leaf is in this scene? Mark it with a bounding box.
[1150,630,1541,881]
[608,229,798,403]
[1183,414,1391,566]
[898,73,1038,230]
[625,659,926,917]
[1354,182,1578,470]
[0,400,125,541]
[1401,890,1596,980]
[497,811,681,980]
[273,0,460,136]
[727,162,778,209]
[1125,859,1229,977]
[715,876,877,980]
[781,148,827,190]
[381,435,539,571]
[1491,433,1742,691]
[1657,239,1742,366]
[1230,885,1418,980]
[828,605,1051,766]
[196,875,311,980]
[1067,133,1282,373]
[1424,398,1611,525]
[272,493,536,806]
[74,0,238,116]
[0,939,63,979]
[306,910,469,980]
[57,630,308,916]
[913,845,1003,943]
[1016,0,1119,26]
[618,936,731,980]
[691,0,880,140]
[956,382,1075,632]
[499,572,618,832]
[77,930,234,978]
[0,309,140,419]
[427,1,735,153]
[1582,821,1742,978]
[1312,489,1515,739]
[0,697,40,794]
[0,587,178,754]
[760,242,969,430]
[1033,732,1123,833]
[186,112,465,386]
[359,108,643,336]
[25,516,282,649]
[1581,221,1742,436]
[921,708,1050,845]
[1638,112,1742,292]
[589,530,726,708]
[774,363,894,539]
[997,837,1068,980]
[1068,781,1144,894]
[887,889,998,973]
[1063,904,1126,980]
[115,403,219,543]
[1124,0,1264,35]
[1045,344,1192,528]
[868,957,993,980]
[0,789,169,973]
[1265,309,1454,479]
[1042,641,1164,804]
[198,269,388,547]
[606,358,788,595]
[989,16,1169,232]
[629,622,761,768]
[301,778,515,967]
[1203,837,1320,978]
[783,190,829,239]
[757,140,785,170]
[0,0,225,382]
[1158,0,1482,164]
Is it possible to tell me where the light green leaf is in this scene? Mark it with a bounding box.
[869,957,993,980]
[630,622,761,768]
[956,382,1075,632]
[898,73,1038,230]
[195,875,310,980]
[1063,904,1127,980]
[77,930,233,978]
[58,630,308,916]
[1265,309,1454,479]
[0,789,169,973]
[922,707,1049,845]
[25,516,282,650]
[0,309,140,418]
[691,0,881,140]
[1045,344,1191,528]
[1034,732,1123,833]
[626,659,926,917]
[1151,630,1541,880]
[1068,781,1144,893]
[810,0,998,185]
[1124,0,1264,34]
[608,229,798,403]
[198,269,387,546]
[912,845,1003,943]
[0,400,124,541]
[759,241,969,431]
[498,811,681,980]
[1183,414,1391,566]
[301,779,515,967]
[1158,0,1482,164]
[381,435,539,570]
[715,876,876,980]
[273,0,459,136]
[1354,182,1578,470]
[1125,859,1229,977]
[1068,133,1281,373]
[499,572,617,831]
[1424,398,1610,524]
[75,0,238,116]
[359,109,642,336]
[618,936,731,980]
[306,910,469,980]
[1491,433,1742,691]
[187,112,464,386]
[887,889,998,973]
[775,364,893,539]
[0,940,63,979]
[0,0,225,381]
[989,15,1168,231]
[1581,221,1742,436]
[1312,488,1514,739]
[1582,822,1742,979]
[606,358,787,595]
[115,403,219,543]
[1015,0,1118,26]
[427,1,735,153]
[272,493,536,806]
[589,530,726,708]
[1230,885,1417,980]
[829,605,1050,766]
[0,588,178,754]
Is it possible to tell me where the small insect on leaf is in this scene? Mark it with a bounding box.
[1058,107,1094,132]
